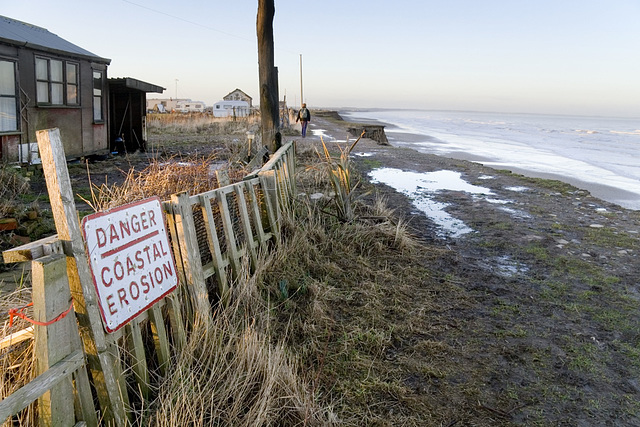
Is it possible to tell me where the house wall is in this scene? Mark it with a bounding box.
[0,43,109,162]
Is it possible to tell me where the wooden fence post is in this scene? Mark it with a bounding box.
[36,128,128,426]
[32,253,97,427]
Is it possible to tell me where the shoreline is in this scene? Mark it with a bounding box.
[334,110,640,211]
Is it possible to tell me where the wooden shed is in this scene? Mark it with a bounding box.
[108,78,164,153]
[0,15,111,163]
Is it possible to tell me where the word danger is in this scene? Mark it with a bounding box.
[82,197,178,333]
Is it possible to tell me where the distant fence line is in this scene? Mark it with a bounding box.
[0,129,296,426]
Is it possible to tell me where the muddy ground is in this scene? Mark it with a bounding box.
[303,112,640,425]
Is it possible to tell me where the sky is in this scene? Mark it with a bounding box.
[3,0,640,117]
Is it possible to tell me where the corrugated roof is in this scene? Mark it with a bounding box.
[0,15,110,63]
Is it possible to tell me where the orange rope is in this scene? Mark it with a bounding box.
[8,299,74,327]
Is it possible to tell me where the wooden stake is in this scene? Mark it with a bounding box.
[36,128,128,426]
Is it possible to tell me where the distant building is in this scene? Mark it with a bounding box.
[223,89,252,107]
[176,99,206,113]
[212,100,250,118]
[147,98,180,112]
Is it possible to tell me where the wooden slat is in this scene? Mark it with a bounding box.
[125,319,150,401]
[0,350,84,424]
[216,189,242,274]
[164,294,186,352]
[245,180,269,251]
[170,192,211,324]
[234,185,258,268]
[2,234,63,264]
[36,128,128,426]
[258,172,280,239]
[148,304,170,374]
[0,327,33,350]
[199,193,230,299]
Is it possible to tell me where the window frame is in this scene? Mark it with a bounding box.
[92,69,104,123]
[0,59,19,133]
[35,56,80,107]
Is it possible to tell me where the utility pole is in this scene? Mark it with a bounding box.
[257,0,280,152]
[299,54,303,108]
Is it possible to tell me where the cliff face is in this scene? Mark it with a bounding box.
[347,125,389,145]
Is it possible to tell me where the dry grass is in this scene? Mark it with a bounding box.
[0,163,30,218]
[148,113,260,135]
[83,154,248,211]
[149,260,330,426]
[1,287,35,426]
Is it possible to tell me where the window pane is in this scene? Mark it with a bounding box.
[66,63,77,84]
[93,71,102,95]
[0,61,15,96]
[67,84,77,104]
[51,83,63,104]
[93,96,102,121]
[0,98,17,131]
[37,81,49,103]
[51,60,63,82]
[36,58,48,80]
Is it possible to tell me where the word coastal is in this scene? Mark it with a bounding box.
[82,198,178,332]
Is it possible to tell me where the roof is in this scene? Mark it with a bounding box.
[109,77,165,93]
[223,88,252,100]
[0,15,110,63]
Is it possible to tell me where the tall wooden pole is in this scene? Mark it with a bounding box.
[299,54,303,108]
[257,0,280,153]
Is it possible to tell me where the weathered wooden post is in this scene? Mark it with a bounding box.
[36,128,128,426]
[257,0,280,153]
[32,253,98,427]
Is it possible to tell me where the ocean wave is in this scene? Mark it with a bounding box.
[610,130,640,136]
[574,129,599,134]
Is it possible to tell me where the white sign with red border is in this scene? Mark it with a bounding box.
[81,197,178,333]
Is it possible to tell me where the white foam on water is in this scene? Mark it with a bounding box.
[343,110,640,210]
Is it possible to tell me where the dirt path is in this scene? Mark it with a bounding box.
[304,113,640,425]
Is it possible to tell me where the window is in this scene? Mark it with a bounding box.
[0,60,18,132]
[36,57,80,106]
[92,70,103,121]
[66,63,78,105]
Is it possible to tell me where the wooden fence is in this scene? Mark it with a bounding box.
[0,128,296,426]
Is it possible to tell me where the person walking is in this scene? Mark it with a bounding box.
[296,103,311,137]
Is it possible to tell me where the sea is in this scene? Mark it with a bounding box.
[340,110,640,211]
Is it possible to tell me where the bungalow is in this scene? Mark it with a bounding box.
[223,89,252,107]
[0,15,163,161]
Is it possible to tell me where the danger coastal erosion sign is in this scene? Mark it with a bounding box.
[81,197,178,333]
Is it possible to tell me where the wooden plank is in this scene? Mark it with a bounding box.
[258,172,280,239]
[36,128,128,426]
[245,180,269,251]
[198,193,230,300]
[32,253,76,427]
[164,200,194,324]
[0,350,84,424]
[164,294,186,352]
[125,319,150,401]
[2,234,63,264]
[0,326,33,350]
[170,192,211,324]
[261,141,294,171]
[233,185,258,268]
[215,189,242,274]
[148,304,170,375]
